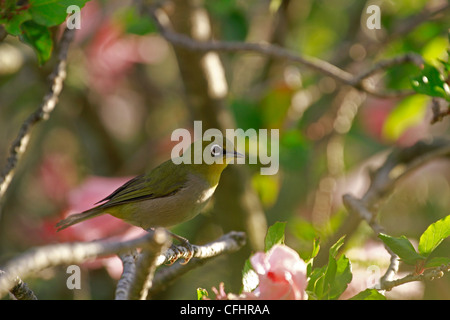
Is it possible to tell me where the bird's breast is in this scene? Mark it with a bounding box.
[197,184,217,204]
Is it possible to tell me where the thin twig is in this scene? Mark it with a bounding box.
[127,229,171,300]
[380,263,450,291]
[339,139,450,288]
[0,28,75,200]
[155,231,247,266]
[0,270,37,300]
[349,52,424,91]
[147,4,421,98]
[148,231,247,298]
[431,98,450,124]
[115,250,138,300]
[387,2,450,43]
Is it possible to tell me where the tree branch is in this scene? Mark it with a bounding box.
[155,231,246,266]
[338,139,450,287]
[0,27,75,200]
[147,231,247,298]
[0,227,246,299]
[115,250,138,300]
[147,3,422,99]
[0,228,169,298]
[127,229,171,300]
[115,231,247,299]
[379,262,450,291]
[0,270,37,300]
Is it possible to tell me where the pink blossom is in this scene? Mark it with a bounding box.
[55,176,141,242]
[207,282,228,300]
[85,20,167,94]
[41,176,147,279]
[244,245,308,300]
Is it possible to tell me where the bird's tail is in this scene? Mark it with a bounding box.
[56,208,103,231]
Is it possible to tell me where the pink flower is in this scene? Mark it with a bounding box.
[40,176,147,279]
[202,282,229,300]
[244,245,308,300]
[85,20,168,94]
[55,176,141,242]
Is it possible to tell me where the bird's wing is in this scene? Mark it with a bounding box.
[97,161,186,208]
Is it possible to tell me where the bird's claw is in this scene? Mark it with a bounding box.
[165,239,195,265]
[179,240,194,265]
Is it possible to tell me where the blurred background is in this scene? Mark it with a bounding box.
[0,0,449,299]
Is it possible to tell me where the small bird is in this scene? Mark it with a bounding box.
[56,138,242,234]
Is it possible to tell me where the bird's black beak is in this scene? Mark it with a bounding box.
[224,149,244,158]
[233,150,244,158]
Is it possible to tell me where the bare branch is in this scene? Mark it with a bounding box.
[127,229,171,300]
[0,271,37,300]
[113,231,246,299]
[147,4,421,99]
[0,228,168,298]
[387,2,450,43]
[431,98,450,124]
[380,263,450,291]
[0,28,75,200]
[339,139,450,287]
[115,250,138,300]
[0,228,246,299]
[349,53,424,98]
[148,231,247,298]
[155,231,247,266]
[115,231,245,299]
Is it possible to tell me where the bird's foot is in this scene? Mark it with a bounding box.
[165,232,195,265]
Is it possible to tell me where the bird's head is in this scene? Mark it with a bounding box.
[180,136,243,185]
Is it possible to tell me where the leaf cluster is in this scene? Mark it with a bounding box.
[0,0,89,65]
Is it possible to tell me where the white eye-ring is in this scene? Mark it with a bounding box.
[210,144,222,157]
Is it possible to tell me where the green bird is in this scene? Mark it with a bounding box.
[56,138,242,232]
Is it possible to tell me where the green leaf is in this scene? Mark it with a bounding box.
[28,0,89,27]
[382,94,429,142]
[378,233,425,265]
[1,0,89,65]
[1,9,32,36]
[308,238,320,262]
[424,256,450,268]
[323,253,337,297]
[196,288,209,300]
[264,221,286,251]
[306,265,327,299]
[440,58,450,73]
[307,236,351,300]
[20,20,53,66]
[220,8,248,41]
[350,289,386,300]
[270,0,283,13]
[418,215,450,257]
[251,174,279,208]
[114,7,156,35]
[205,0,236,15]
[327,254,352,300]
[329,235,346,259]
[410,63,450,101]
[422,37,449,65]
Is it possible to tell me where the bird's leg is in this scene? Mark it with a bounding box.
[166,230,195,265]
[145,228,194,264]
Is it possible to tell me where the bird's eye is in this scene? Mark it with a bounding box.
[210,144,222,157]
